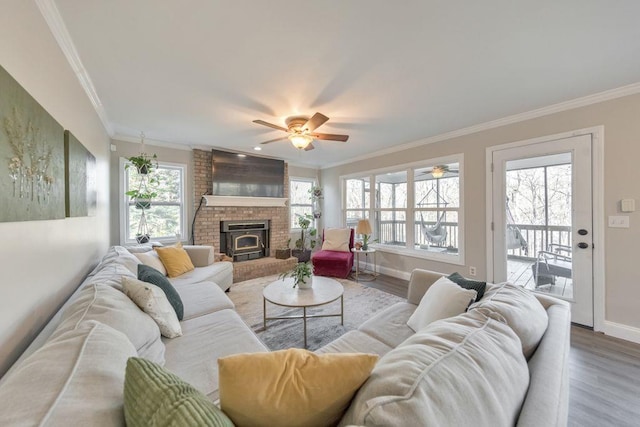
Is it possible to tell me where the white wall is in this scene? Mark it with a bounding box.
[322,92,640,334]
[0,1,111,376]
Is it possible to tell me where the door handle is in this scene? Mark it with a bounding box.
[577,242,589,249]
[578,229,588,236]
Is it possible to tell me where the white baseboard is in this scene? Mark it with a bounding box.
[602,321,640,344]
[356,260,411,281]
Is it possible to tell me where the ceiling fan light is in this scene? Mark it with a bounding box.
[431,165,447,178]
[289,134,313,149]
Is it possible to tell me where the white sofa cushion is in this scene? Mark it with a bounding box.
[406,276,477,332]
[0,321,136,426]
[470,282,548,359]
[163,309,269,401]
[340,310,530,427]
[173,280,235,320]
[122,277,182,338]
[168,261,233,292]
[316,330,393,357]
[52,283,165,364]
[358,302,416,348]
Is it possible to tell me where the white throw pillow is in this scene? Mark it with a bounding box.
[321,228,351,252]
[406,276,477,332]
[133,251,168,276]
[122,277,182,338]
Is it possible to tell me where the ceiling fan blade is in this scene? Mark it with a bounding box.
[311,132,349,142]
[304,143,315,151]
[253,119,288,132]
[302,112,329,132]
[260,136,289,145]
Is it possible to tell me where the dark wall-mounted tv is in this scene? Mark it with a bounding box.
[212,149,285,198]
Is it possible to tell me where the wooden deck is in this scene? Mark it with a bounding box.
[508,257,573,298]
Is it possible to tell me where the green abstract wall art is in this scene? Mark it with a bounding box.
[64,130,96,217]
[0,65,65,222]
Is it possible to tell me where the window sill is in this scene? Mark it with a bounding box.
[372,244,465,266]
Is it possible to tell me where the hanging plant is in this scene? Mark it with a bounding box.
[126,189,158,209]
[308,185,323,200]
[126,153,158,175]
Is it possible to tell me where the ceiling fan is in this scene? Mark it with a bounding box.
[423,164,459,178]
[253,112,349,151]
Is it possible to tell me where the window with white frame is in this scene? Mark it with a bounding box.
[344,177,370,228]
[290,178,315,229]
[122,161,186,243]
[342,156,463,263]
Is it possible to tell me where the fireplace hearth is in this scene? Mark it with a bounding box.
[220,220,270,262]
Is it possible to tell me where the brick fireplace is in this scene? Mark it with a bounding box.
[192,149,294,281]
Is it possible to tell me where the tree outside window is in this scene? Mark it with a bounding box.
[124,163,185,242]
[290,179,315,229]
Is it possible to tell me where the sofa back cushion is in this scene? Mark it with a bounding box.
[133,251,168,276]
[469,282,548,359]
[52,283,164,364]
[0,321,136,426]
[340,310,529,427]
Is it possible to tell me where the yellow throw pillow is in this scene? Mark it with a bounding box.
[154,243,195,278]
[218,348,378,427]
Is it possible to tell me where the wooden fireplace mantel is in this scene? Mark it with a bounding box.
[202,195,288,207]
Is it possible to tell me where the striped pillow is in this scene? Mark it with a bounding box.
[448,272,487,300]
[124,357,233,427]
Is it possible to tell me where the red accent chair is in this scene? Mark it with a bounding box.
[311,228,355,279]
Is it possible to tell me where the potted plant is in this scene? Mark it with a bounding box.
[275,238,292,260]
[291,213,317,262]
[136,233,150,244]
[126,189,158,209]
[279,261,313,289]
[126,153,158,175]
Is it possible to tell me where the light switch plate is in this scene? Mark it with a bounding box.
[621,199,635,212]
[608,216,630,228]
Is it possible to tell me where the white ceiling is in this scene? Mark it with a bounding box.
[52,0,640,167]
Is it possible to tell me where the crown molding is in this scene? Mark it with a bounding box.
[36,0,113,136]
[112,133,193,151]
[321,81,640,170]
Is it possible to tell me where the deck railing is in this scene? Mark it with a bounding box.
[507,224,572,260]
[346,219,570,256]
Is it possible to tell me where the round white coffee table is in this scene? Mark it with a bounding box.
[263,276,344,348]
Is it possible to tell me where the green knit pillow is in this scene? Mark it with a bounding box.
[124,357,234,427]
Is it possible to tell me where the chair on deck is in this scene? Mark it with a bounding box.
[311,228,354,279]
[532,243,572,293]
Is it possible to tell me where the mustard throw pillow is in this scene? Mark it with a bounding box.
[155,243,195,278]
[218,348,378,427]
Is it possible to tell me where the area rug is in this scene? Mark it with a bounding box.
[228,275,404,351]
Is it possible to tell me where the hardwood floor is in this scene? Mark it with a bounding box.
[365,274,640,427]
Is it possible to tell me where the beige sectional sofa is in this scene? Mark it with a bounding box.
[319,268,571,427]
[0,248,570,427]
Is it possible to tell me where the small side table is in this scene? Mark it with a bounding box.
[352,248,377,282]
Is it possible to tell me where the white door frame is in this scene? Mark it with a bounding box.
[485,126,605,332]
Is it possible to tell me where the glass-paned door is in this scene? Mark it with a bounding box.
[492,134,593,326]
